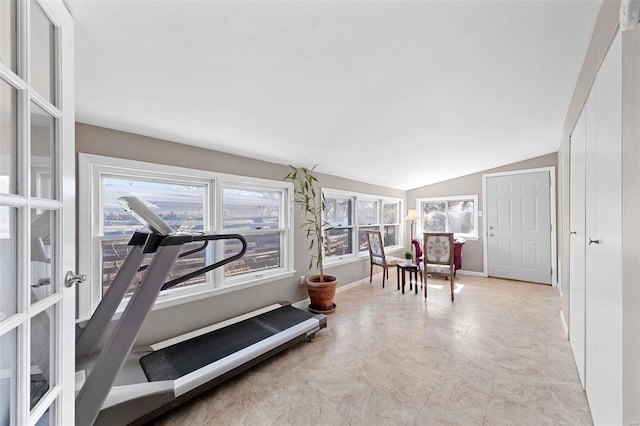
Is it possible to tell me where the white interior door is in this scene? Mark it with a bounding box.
[584,31,622,425]
[569,104,587,389]
[0,1,75,425]
[486,171,551,284]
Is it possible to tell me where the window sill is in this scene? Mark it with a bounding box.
[76,270,295,326]
[323,245,404,268]
[456,235,479,242]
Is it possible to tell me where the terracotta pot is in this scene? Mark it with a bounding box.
[305,275,337,314]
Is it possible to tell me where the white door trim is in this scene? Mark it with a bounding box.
[482,166,557,286]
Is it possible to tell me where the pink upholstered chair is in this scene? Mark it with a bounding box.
[411,238,424,282]
[423,232,455,301]
[366,231,403,288]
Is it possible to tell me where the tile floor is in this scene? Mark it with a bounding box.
[153,274,592,425]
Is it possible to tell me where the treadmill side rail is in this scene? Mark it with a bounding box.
[95,382,176,426]
[172,317,321,397]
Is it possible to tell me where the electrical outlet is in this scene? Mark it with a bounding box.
[300,276,306,285]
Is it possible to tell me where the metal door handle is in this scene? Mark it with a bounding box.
[65,271,86,288]
[489,233,494,237]
[569,231,577,235]
[588,238,600,246]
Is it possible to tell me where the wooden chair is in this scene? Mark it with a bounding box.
[423,232,456,301]
[365,231,403,288]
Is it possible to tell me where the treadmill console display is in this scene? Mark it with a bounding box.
[118,196,174,236]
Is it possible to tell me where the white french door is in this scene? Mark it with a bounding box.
[485,170,553,284]
[0,1,75,425]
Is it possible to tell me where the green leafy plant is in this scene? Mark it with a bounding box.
[404,251,413,260]
[285,165,330,281]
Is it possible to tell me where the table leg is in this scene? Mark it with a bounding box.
[396,266,400,291]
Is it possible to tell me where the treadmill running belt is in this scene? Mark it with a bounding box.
[140,305,315,382]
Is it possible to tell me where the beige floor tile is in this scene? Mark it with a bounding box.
[152,274,591,425]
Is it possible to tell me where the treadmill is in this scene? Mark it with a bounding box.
[75,196,327,426]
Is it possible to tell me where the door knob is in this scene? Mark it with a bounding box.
[65,271,86,288]
[569,231,577,235]
[588,238,600,246]
[489,233,495,237]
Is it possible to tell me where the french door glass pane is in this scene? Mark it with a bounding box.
[31,209,56,304]
[0,0,17,73]
[30,305,55,410]
[0,328,17,425]
[224,232,282,277]
[0,78,18,194]
[325,228,352,257]
[102,176,205,235]
[30,102,55,199]
[0,206,17,319]
[30,1,55,104]
[357,200,378,225]
[325,198,352,227]
[35,404,53,426]
[222,188,281,230]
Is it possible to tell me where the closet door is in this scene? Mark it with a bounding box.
[584,31,622,425]
[569,105,586,389]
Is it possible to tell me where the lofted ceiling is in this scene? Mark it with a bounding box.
[66,0,601,190]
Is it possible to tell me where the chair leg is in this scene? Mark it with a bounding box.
[382,266,386,288]
[369,264,373,283]
[450,275,455,302]
[424,274,428,298]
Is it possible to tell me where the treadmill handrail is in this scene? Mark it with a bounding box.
[137,240,209,273]
[161,233,247,290]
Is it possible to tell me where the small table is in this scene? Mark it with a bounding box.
[396,263,419,294]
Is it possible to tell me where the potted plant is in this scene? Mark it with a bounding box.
[404,250,413,266]
[285,165,337,314]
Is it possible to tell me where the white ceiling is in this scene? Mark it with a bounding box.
[66,0,601,190]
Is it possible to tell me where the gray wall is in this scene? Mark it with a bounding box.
[559,0,640,422]
[76,123,405,345]
[407,153,557,274]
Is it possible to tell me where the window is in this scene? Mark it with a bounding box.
[323,189,402,262]
[222,186,285,278]
[357,200,379,252]
[417,195,478,238]
[78,154,293,320]
[324,196,353,257]
[382,201,400,246]
[100,176,208,298]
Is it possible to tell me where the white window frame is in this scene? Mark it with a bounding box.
[220,181,291,287]
[322,188,403,266]
[77,154,294,322]
[416,194,479,240]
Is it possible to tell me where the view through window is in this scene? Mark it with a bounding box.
[323,190,402,259]
[418,195,477,238]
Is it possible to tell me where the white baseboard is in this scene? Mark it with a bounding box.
[456,269,485,277]
[560,310,569,339]
[291,274,376,309]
